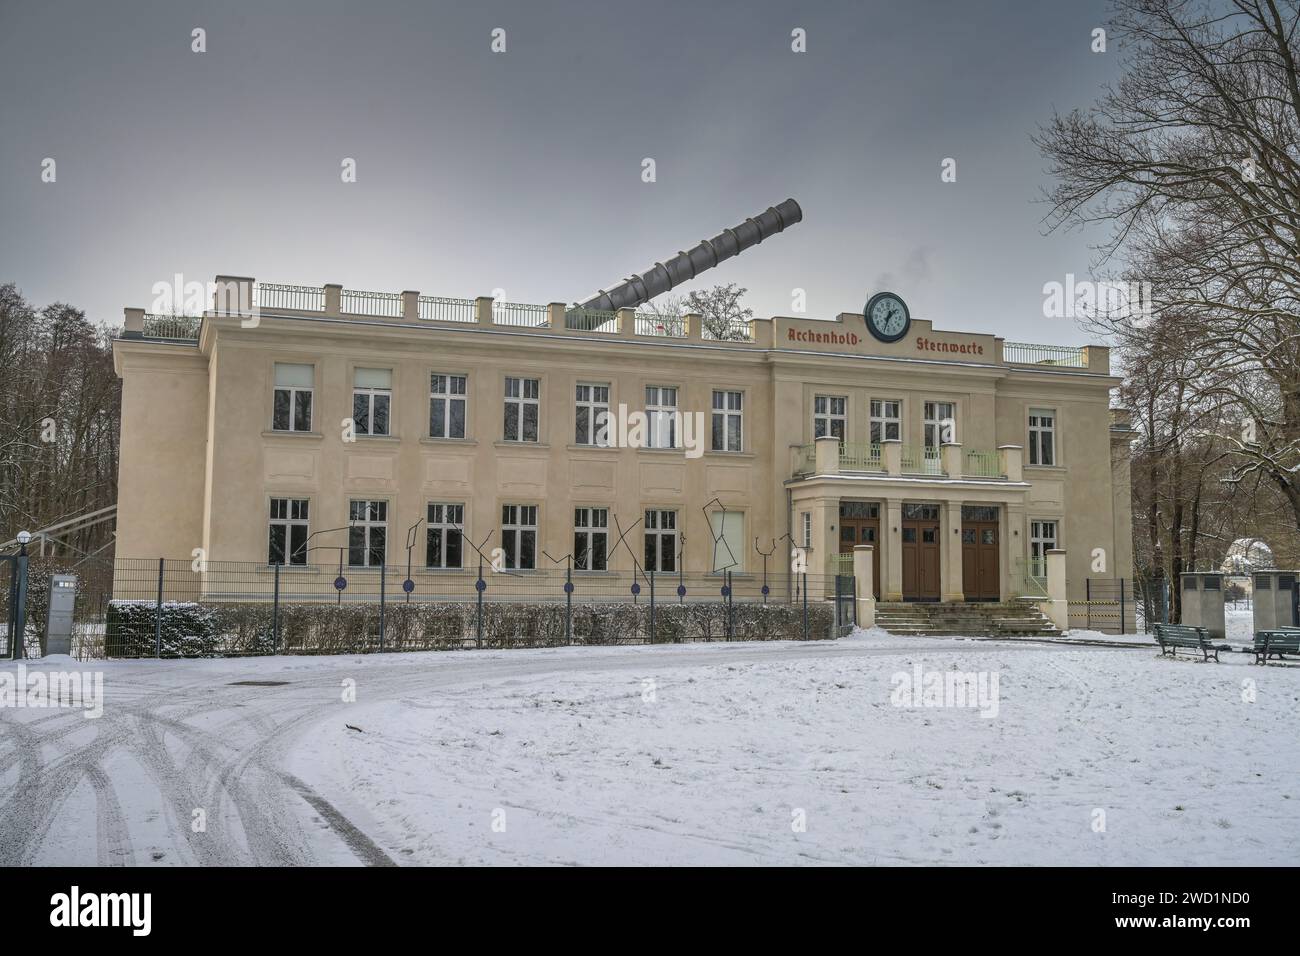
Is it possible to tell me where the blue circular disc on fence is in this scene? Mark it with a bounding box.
[475,578,487,592]
[677,585,687,597]
[334,576,347,591]
[631,582,641,596]
[402,578,415,594]
[761,584,770,596]
[563,582,574,594]
[720,585,731,597]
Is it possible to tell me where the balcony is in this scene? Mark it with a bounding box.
[792,439,1020,482]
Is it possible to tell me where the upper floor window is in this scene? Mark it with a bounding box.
[501,504,537,569]
[430,374,467,439]
[644,509,678,572]
[353,368,392,437]
[711,390,743,452]
[348,499,387,567]
[923,401,956,447]
[869,399,901,443]
[504,377,540,442]
[813,395,846,441]
[272,363,313,432]
[645,385,678,449]
[575,383,611,446]
[573,507,608,571]
[1028,408,1056,466]
[426,502,464,569]
[268,497,309,566]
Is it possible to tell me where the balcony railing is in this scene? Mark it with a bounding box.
[1003,342,1086,368]
[565,308,618,333]
[901,445,943,475]
[964,449,1002,478]
[494,301,550,328]
[635,312,687,337]
[701,318,754,342]
[840,442,882,471]
[252,282,324,312]
[141,314,201,340]
[341,288,402,317]
[418,295,475,323]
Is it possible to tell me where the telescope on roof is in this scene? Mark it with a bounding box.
[578,198,803,311]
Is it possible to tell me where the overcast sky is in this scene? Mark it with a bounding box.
[0,0,1121,344]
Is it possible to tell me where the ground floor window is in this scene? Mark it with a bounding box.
[708,510,744,572]
[348,499,387,567]
[574,507,608,571]
[426,503,464,568]
[268,498,309,566]
[644,509,678,572]
[1030,519,1058,576]
[501,504,537,570]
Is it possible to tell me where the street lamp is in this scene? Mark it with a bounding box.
[15,530,30,555]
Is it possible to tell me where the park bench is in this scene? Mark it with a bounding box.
[1152,623,1230,663]
[1253,627,1300,665]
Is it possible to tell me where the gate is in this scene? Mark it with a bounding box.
[834,574,856,633]
[1070,578,1134,635]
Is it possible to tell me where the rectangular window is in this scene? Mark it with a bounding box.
[501,504,537,570]
[1028,408,1056,466]
[1029,519,1058,576]
[348,499,387,567]
[644,509,678,572]
[268,497,309,565]
[813,395,846,441]
[430,373,467,439]
[922,401,954,474]
[711,390,743,452]
[573,507,609,571]
[272,363,314,432]
[801,512,812,549]
[869,399,901,443]
[645,386,678,449]
[708,510,745,572]
[504,377,540,442]
[575,383,611,446]
[352,367,392,437]
[426,502,464,569]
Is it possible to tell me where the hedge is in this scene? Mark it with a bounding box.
[103,599,834,657]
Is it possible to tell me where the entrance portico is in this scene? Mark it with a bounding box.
[791,437,1030,603]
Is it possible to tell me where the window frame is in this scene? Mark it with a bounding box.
[1029,519,1059,576]
[503,376,541,443]
[347,498,388,568]
[429,372,468,440]
[426,502,465,569]
[574,382,612,447]
[268,497,310,566]
[500,503,538,570]
[644,385,679,449]
[869,398,901,444]
[813,394,847,442]
[272,363,314,433]
[707,509,745,573]
[644,508,679,572]
[352,367,393,437]
[1028,408,1057,466]
[573,506,609,571]
[711,389,744,452]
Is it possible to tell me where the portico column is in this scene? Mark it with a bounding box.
[942,501,965,602]
[809,496,838,578]
[853,545,876,628]
[884,498,903,601]
[1003,502,1027,601]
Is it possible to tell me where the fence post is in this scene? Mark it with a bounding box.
[272,561,281,654]
[379,562,386,653]
[1086,578,1091,631]
[1119,578,1126,635]
[476,557,484,649]
[565,562,573,645]
[154,557,165,658]
[725,571,733,641]
[802,572,809,640]
[649,568,655,644]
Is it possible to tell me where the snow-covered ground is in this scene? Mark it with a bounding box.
[2,631,1297,866]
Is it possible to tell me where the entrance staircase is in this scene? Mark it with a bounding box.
[873,600,1059,638]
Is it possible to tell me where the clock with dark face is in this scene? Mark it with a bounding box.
[864,292,910,343]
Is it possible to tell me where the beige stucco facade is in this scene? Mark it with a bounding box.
[112,276,1134,603]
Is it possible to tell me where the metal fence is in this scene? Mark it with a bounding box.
[67,558,837,659]
[1068,578,1139,634]
[418,295,476,323]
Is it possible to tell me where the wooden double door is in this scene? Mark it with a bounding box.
[901,504,941,601]
[838,501,880,599]
[961,505,1001,601]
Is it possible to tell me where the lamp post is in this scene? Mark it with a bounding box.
[11,531,30,660]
